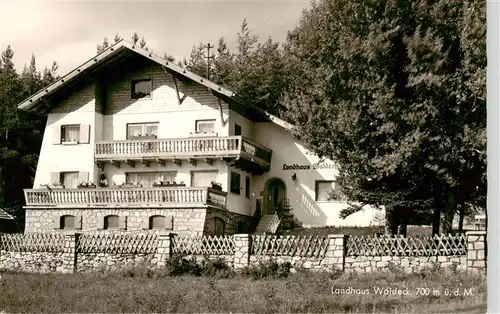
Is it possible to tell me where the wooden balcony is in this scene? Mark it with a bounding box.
[94,136,272,174]
[23,187,227,209]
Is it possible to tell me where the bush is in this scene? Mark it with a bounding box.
[241,260,291,279]
[164,254,202,277]
[200,257,235,278]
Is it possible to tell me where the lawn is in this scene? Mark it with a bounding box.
[0,267,486,313]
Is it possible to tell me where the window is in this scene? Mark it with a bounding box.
[245,176,250,198]
[230,171,241,194]
[60,215,75,230]
[104,215,119,230]
[191,171,218,188]
[61,172,79,189]
[150,215,165,229]
[214,217,225,236]
[195,119,216,134]
[126,172,176,187]
[234,124,242,136]
[61,125,80,143]
[315,180,343,201]
[131,79,152,99]
[127,122,159,139]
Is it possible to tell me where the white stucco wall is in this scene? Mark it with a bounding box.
[252,122,381,227]
[33,84,98,188]
[228,110,254,139]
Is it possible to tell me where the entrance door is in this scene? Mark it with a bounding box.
[264,178,286,214]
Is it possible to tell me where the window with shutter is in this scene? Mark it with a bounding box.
[61,172,79,189]
[61,125,80,143]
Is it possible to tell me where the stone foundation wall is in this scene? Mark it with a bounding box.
[0,251,64,273]
[25,207,208,236]
[344,255,467,273]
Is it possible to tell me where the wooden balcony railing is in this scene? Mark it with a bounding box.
[24,187,227,208]
[94,136,272,166]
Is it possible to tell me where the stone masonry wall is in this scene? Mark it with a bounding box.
[0,251,64,273]
[344,255,467,273]
[0,231,486,274]
[25,208,208,236]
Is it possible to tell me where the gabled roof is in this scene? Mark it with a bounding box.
[0,208,14,220]
[16,39,293,130]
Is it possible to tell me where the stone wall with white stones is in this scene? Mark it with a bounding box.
[0,251,64,273]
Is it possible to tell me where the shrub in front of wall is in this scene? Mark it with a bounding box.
[241,260,292,279]
[164,254,202,277]
[200,257,235,278]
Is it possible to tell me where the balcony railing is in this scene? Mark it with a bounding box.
[94,136,272,166]
[24,187,227,209]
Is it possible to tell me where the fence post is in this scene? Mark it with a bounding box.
[61,232,79,274]
[233,234,251,269]
[155,232,174,268]
[466,231,486,273]
[326,234,346,271]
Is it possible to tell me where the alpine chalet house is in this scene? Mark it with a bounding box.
[18,40,378,236]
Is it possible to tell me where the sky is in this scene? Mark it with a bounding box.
[0,0,311,76]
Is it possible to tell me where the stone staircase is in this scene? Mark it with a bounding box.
[253,213,280,234]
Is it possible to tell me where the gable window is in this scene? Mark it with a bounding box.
[53,124,90,145]
[104,215,119,230]
[245,176,250,198]
[315,180,344,201]
[131,79,152,99]
[195,119,216,134]
[127,122,159,139]
[61,125,80,143]
[230,171,241,195]
[126,172,177,188]
[234,124,242,136]
[60,215,75,230]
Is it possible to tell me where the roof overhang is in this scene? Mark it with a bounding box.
[0,209,14,220]
[16,39,294,131]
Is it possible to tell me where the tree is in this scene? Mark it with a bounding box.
[0,46,59,231]
[96,37,110,54]
[280,0,486,234]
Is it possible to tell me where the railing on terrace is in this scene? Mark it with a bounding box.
[24,187,227,208]
[251,235,329,258]
[0,233,65,252]
[172,235,235,255]
[94,136,272,165]
[346,234,467,257]
[76,233,158,254]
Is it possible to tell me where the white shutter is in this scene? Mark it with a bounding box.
[79,124,90,144]
[165,215,173,230]
[78,171,89,184]
[75,215,83,230]
[142,216,150,230]
[52,126,61,144]
[52,217,61,229]
[50,172,60,185]
[119,216,128,230]
[97,216,105,230]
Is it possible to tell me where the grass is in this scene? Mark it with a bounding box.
[0,266,486,313]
